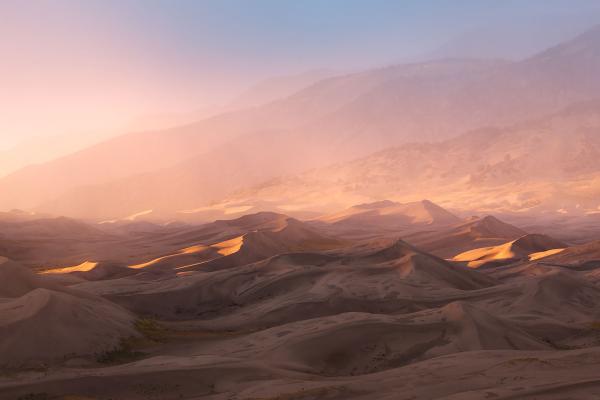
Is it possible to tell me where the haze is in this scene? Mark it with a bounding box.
[2,0,600,167]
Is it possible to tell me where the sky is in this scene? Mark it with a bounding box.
[1,0,600,153]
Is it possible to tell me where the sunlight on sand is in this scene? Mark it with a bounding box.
[128,245,209,269]
[453,235,566,268]
[211,236,244,256]
[453,243,519,268]
[128,238,244,269]
[529,248,565,261]
[180,244,209,254]
[41,261,99,274]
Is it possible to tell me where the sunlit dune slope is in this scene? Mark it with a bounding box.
[404,215,527,258]
[177,217,346,272]
[453,233,567,268]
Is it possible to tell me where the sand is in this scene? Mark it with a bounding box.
[2,210,600,399]
[0,259,136,368]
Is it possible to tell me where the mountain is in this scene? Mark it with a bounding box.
[0,122,244,211]
[21,59,504,220]
[4,26,600,219]
[128,70,339,132]
[226,100,600,216]
[0,131,114,178]
[229,69,339,108]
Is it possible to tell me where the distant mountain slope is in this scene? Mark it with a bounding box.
[26,59,505,219]
[227,100,600,216]
[4,26,600,219]
[229,69,339,108]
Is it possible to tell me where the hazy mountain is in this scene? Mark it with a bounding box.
[227,100,600,216]
[3,26,600,219]
[0,131,115,178]
[229,69,340,108]
[424,21,600,61]
[127,70,339,132]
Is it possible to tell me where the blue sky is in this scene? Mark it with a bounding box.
[1,0,599,150]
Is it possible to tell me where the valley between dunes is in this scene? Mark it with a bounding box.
[2,202,600,400]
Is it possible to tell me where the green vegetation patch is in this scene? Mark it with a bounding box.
[135,318,168,342]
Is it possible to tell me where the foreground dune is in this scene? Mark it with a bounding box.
[0,259,136,368]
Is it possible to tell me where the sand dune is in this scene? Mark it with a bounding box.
[3,207,600,399]
[405,215,527,258]
[0,258,136,367]
[496,271,600,325]
[174,217,345,272]
[74,238,493,326]
[0,258,55,297]
[453,233,567,268]
[213,302,548,376]
[5,346,600,400]
[535,239,600,266]
[312,199,461,239]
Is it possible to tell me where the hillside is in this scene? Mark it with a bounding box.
[4,27,600,219]
[226,100,600,216]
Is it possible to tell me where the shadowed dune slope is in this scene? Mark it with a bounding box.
[312,200,462,239]
[214,302,549,376]
[0,259,136,367]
